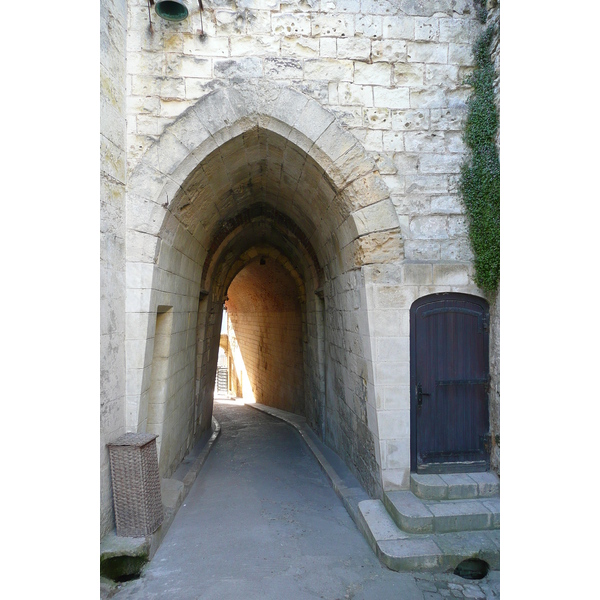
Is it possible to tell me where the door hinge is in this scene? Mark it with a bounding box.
[480,432,492,453]
[482,314,489,332]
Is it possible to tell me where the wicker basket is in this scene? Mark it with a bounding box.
[108,433,164,537]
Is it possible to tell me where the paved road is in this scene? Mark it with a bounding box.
[112,401,499,599]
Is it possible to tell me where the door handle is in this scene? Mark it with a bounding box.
[417,383,431,406]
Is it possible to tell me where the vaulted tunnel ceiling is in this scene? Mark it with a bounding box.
[200,204,321,294]
[169,125,350,275]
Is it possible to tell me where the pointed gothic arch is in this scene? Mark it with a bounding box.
[124,83,403,494]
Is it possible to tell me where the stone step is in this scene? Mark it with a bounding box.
[384,490,500,534]
[358,499,500,573]
[411,472,500,501]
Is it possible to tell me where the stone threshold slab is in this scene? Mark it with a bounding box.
[411,472,500,501]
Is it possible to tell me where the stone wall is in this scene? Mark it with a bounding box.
[362,259,482,489]
[322,268,382,496]
[117,0,492,512]
[100,0,128,537]
[487,0,500,474]
[489,0,499,144]
[145,301,199,478]
[126,0,483,215]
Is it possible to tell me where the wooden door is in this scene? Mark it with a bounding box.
[410,293,490,473]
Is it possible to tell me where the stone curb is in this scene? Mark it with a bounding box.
[246,403,373,546]
[100,417,221,592]
[180,417,222,491]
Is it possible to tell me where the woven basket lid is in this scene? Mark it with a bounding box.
[108,432,159,447]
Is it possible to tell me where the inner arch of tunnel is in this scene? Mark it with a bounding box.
[225,254,306,414]
[193,206,323,438]
[125,84,404,496]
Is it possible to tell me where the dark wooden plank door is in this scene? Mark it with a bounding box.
[410,293,490,473]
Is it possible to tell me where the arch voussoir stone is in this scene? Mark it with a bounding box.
[313,119,357,165]
[127,153,164,200]
[267,86,311,130]
[353,199,399,237]
[344,171,393,211]
[154,131,198,179]
[165,107,212,153]
[334,144,381,190]
[257,114,293,142]
[172,138,220,189]
[190,88,248,136]
[292,99,336,148]
[126,193,169,236]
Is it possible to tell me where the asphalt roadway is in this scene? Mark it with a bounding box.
[111,400,499,599]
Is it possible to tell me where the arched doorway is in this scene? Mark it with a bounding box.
[124,84,403,498]
[410,293,491,474]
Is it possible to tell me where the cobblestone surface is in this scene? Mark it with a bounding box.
[415,571,500,599]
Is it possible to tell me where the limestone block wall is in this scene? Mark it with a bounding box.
[322,268,381,496]
[226,314,249,397]
[120,0,492,499]
[126,0,482,200]
[196,294,226,426]
[362,260,482,489]
[145,303,199,478]
[126,237,204,479]
[303,293,326,435]
[100,0,128,537]
[487,0,500,474]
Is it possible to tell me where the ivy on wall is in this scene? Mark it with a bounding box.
[459,8,500,295]
[474,0,488,23]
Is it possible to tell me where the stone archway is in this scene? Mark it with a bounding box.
[225,253,305,414]
[124,83,403,496]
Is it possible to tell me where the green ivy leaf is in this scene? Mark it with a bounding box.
[459,22,500,295]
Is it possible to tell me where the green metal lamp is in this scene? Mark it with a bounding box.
[155,0,190,21]
[147,0,204,34]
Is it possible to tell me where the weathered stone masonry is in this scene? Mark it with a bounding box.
[101,0,128,537]
[100,0,498,538]
[487,0,500,475]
